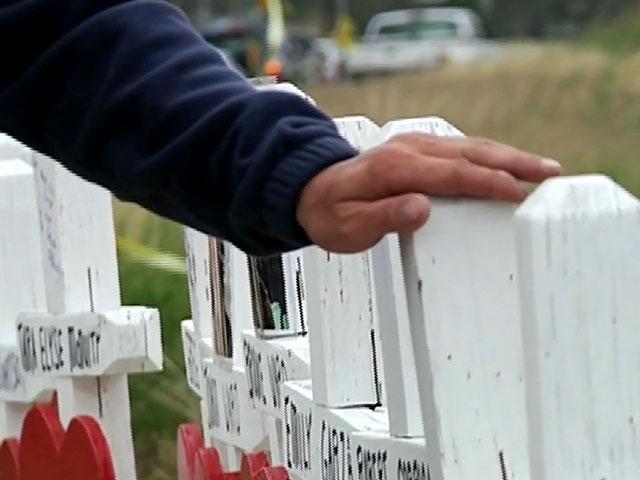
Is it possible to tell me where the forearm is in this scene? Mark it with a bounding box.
[0,0,357,255]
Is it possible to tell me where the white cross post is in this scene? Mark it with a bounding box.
[347,118,467,480]
[0,158,50,438]
[516,175,640,480]
[182,227,263,466]
[304,116,384,408]
[17,154,163,479]
[400,165,530,479]
[366,117,464,440]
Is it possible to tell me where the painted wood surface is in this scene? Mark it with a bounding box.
[243,331,310,418]
[0,135,31,164]
[304,249,379,407]
[17,306,162,376]
[515,175,640,480]
[31,154,121,315]
[264,416,284,466]
[369,235,422,438]
[401,199,529,480]
[0,159,51,437]
[350,433,428,480]
[182,320,205,397]
[304,115,384,409]
[311,404,388,480]
[282,380,315,480]
[27,153,150,479]
[365,117,465,439]
[185,227,216,341]
[201,358,265,451]
[334,117,379,150]
[375,117,464,142]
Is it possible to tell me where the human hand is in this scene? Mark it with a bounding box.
[297,133,562,253]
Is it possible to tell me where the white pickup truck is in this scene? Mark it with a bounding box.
[347,7,500,77]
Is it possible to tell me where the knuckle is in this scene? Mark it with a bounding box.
[368,146,406,177]
[470,136,496,147]
[441,163,463,190]
[388,132,418,144]
[332,205,358,238]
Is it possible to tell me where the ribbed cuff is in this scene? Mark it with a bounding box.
[262,135,358,249]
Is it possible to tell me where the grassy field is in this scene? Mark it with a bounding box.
[119,32,640,479]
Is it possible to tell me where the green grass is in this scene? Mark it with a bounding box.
[114,207,200,479]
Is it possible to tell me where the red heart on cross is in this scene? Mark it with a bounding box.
[59,416,116,480]
[0,438,20,480]
[19,403,64,480]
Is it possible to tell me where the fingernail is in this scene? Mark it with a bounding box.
[401,196,427,224]
[542,158,562,172]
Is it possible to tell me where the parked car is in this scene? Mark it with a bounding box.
[347,7,501,77]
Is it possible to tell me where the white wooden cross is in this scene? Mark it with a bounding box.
[367,117,464,440]
[516,175,640,479]
[401,189,530,480]
[182,227,263,466]
[16,153,163,479]
[304,116,385,409]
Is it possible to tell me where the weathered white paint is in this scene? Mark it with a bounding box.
[243,330,310,418]
[184,227,215,340]
[265,415,284,465]
[334,117,380,150]
[26,153,162,479]
[32,154,121,315]
[369,235,422,438]
[0,159,51,437]
[311,404,388,480]
[182,320,204,396]
[375,117,464,144]
[17,307,161,376]
[350,433,428,480]
[0,135,31,164]
[228,244,254,367]
[515,175,640,480]
[282,380,315,480]
[304,249,379,407]
[0,160,46,341]
[201,357,265,451]
[401,199,529,480]
[304,113,384,410]
[363,117,465,439]
[215,440,243,471]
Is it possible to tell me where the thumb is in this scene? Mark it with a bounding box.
[363,193,431,241]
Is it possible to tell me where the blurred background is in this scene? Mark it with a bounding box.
[118,0,640,477]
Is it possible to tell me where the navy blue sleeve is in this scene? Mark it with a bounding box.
[0,0,358,255]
